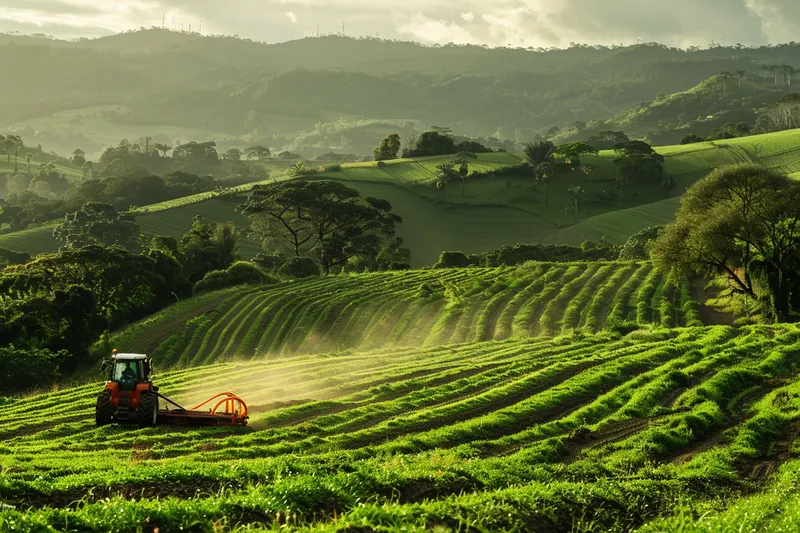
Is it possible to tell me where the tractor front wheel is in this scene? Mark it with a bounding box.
[138,392,158,428]
[95,390,114,426]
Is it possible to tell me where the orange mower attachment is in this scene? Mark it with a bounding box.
[156,392,249,426]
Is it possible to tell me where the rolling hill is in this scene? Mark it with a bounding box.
[3,323,800,531]
[4,129,800,264]
[88,262,700,375]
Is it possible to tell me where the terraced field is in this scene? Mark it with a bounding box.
[4,323,800,531]
[92,263,701,373]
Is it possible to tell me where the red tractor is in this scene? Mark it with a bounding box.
[96,352,159,427]
[95,350,249,427]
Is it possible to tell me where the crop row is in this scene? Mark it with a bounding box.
[3,324,800,532]
[110,263,701,370]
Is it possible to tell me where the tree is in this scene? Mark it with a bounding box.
[554,141,598,168]
[680,133,706,145]
[172,141,218,163]
[735,69,746,89]
[81,160,93,179]
[756,93,800,133]
[276,150,302,160]
[53,202,140,252]
[452,152,473,198]
[402,130,456,158]
[30,162,70,196]
[587,131,629,150]
[224,148,242,161]
[72,149,86,167]
[153,143,172,157]
[178,217,240,282]
[612,140,664,184]
[244,145,272,161]
[652,164,800,322]
[522,141,556,205]
[25,153,32,175]
[373,133,402,161]
[719,71,732,95]
[5,135,22,172]
[237,180,403,274]
[566,185,586,221]
[434,162,457,191]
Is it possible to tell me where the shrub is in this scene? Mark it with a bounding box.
[193,262,276,294]
[0,345,69,393]
[252,252,287,273]
[322,164,342,172]
[619,226,664,261]
[434,251,473,269]
[278,257,321,278]
[376,161,387,168]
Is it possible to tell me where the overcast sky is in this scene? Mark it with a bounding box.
[4,0,800,48]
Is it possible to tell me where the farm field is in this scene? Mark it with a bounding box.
[3,323,800,531]
[4,129,800,265]
[91,263,702,374]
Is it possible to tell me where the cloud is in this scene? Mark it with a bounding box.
[396,11,476,44]
[2,0,800,49]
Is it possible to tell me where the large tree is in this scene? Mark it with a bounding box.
[238,180,403,273]
[652,164,800,322]
[554,141,598,168]
[244,145,272,161]
[373,133,402,161]
[53,202,141,252]
[613,140,665,184]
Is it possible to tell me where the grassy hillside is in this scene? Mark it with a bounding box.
[90,264,701,373]
[5,129,800,263]
[3,324,800,531]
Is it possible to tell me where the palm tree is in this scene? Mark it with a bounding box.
[567,185,586,222]
[735,69,746,89]
[720,72,732,95]
[25,153,32,175]
[434,162,457,191]
[452,152,474,198]
[523,141,556,205]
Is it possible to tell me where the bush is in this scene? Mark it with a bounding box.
[376,161,387,168]
[0,345,69,393]
[278,257,321,278]
[619,226,664,261]
[434,251,473,269]
[193,262,276,294]
[252,252,286,272]
[322,164,342,172]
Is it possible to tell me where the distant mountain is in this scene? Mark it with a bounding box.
[5,30,800,155]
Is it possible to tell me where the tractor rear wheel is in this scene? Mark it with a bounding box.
[95,390,114,426]
[138,392,158,428]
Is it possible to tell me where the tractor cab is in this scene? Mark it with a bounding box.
[103,352,151,390]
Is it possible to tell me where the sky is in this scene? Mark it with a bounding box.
[4,0,800,48]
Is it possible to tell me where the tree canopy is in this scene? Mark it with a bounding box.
[53,202,140,252]
[652,164,800,321]
[237,180,404,273]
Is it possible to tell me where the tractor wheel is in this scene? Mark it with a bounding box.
[95,390,114,426]
[138,392,158,428]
